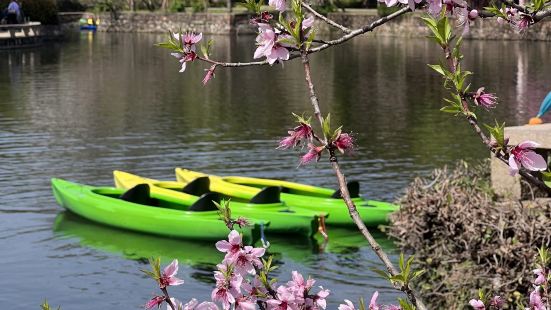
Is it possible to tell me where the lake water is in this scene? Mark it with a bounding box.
[0,31,550,309]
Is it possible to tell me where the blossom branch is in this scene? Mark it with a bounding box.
[435,24,551,194]
[194,7,411,69]
[300,49,428,310]
[161,287,177,310]
[301,2,352,33]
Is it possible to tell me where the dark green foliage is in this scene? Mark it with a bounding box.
[170,0,186,11]
[56,0,86,11]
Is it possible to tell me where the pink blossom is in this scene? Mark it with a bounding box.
[146,295,165,309]
[529,286,545,310]
[278,123,314,149]
[302,16,315,29]
[338,300,356,310]
[203,65,217,86]
[211,285,237,310]
[171,51,197,73]
[427,0,443,16]
[489,296,504,309]
[310,287,330,309]
[253,24,290,65]
[215,230,242,257]
[468,299,485,310]
[287,271,315,295]
[234,217,250,228]
[227,245,265,275]
[235,295,257,310]
[242,277,268,296]
[369,291,379,310]
[251,11,273,24]
[180,32,203,52]
[300,144,324,166]
[508,141,547,176]
[533,268,547,285]
[514,14,532,32]
[159,259,185,288]
[457,8,478,34]
[266,286,297,310]
[334,133,354,154]
[268,0,286,11]
[473,87,498,109]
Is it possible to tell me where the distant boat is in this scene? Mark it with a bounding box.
[79,13,99,31]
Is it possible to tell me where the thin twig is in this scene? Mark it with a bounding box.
[300,50,428,310]
[195,7,411,68]
[442,46,551,195]
[302,2,352,33]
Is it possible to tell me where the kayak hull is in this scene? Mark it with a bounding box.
[51,178,261,244]
[113,171,324,237]
[175,169,399,227]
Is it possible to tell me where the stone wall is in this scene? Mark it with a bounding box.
[96,11,257,34]
[325,10,551,40]
[94,10,551,40]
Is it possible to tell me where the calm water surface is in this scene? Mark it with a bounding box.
[1,32,550,309]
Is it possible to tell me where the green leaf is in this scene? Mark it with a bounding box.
[322,114,331,138]
[440,105,462,114]
[370,268,391,279]
[332,126,343,141]
[305,29,316,50]
[200,39,214,58]
[543,172,551,189]
[427,64,446,76]
[421,16,444,45]
[483,120,506,147]
[398,298,416,310]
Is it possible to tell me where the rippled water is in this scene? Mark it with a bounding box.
[0,31,550,309]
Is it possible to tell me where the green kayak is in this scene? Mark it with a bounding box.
[175,168,399,227]
[51,178,264,244]
[113,170,328,237]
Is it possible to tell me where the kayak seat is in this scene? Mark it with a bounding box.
[250,186,281,204]
[120,184,153,205]
[182,176,211,196]
[188,192,220,212]
[331,181,360,199]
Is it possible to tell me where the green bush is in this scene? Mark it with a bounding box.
[0,0,59,24]
[169,0,186,11]
[57,0,86,11]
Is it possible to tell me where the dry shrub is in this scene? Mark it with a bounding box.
[388,161,551,309]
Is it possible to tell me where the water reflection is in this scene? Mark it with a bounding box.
[1,33,551,309]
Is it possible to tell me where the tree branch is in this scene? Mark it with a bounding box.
[302,2,352,33]
[195,7,411,68]
[300,50,428,310]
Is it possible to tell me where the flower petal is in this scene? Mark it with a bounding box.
[509,154,519,176]
[164,259,179,277]
[518,140,540,149]
[521,151,548,171]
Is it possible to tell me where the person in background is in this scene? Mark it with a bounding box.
[6,0,20,24]
[529,91,551,125]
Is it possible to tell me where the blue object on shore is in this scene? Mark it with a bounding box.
[537,91,551,118]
